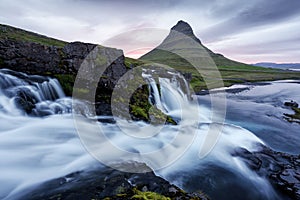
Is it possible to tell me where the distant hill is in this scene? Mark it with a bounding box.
[140,20,262,71]
[139,20,300,91]
[254,62,300,71]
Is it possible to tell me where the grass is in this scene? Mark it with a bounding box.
[139,49,300,92]
[0,24,66,47]
[125,57,146,69]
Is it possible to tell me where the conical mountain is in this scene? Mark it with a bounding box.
[140,20,250,69]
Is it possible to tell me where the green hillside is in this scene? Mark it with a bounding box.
[139,21,300,92]
[0,24,66,47]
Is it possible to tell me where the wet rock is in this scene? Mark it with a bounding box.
[233,145,300,199]
[284,100,299,108]
[13,88,37,113]
[18,163,209,200]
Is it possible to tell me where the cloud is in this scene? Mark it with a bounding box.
[200,0,300,42]
[0,0,299,63]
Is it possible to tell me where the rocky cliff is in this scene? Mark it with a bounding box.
[0,24,128,115]
[0,38,127,94]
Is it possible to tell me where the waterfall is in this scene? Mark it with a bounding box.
[142,70,191,119]
[0,69,282,200]
[0,69,76,116]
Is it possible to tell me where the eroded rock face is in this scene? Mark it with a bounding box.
[0,39,127,92]
[232,146,300,199]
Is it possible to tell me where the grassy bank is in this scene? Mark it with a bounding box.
[0,24,66,47]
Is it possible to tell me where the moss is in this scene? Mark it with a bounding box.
[128,84,177,124]
[53,74,75,96]
[130,105,149,120]
[284,107,300,123]
[124,57,146,69]
[107,188,171,200]
[131,190,171,200]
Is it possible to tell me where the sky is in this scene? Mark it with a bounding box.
[0,0,300,63]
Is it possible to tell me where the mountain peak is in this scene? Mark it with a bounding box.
[166,20,201,44]
[171,20,194,37]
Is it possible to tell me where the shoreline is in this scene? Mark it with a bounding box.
[196,79,300,95]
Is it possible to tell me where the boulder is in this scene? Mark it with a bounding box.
[284,100,299,108]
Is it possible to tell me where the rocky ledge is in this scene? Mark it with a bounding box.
[233,145,300,199]
[284,100,300,124]
[18,163,208,200]
[0,24,129,116]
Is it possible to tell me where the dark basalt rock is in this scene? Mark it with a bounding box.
[0,38,128,115]
[0,39,127,91]
[171,20,196,38]
[284,100,299,108]
[166,20,201,45]
[17,163,208,200]
[13,89,37,113]
[232,145,300,199]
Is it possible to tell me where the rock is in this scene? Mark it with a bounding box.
[232,145,300,199]
[170,20,201,44]
[0,39,127,92]
[283,101,300,124]
[284,100,299,108]
[18,163,209,200]
[0,38,128,116]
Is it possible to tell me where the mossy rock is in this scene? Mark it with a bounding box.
[131,189,171,200]
[124,57,146,69]
[53,74,75,96]
[129,85,177,125]
[284,107,300,124]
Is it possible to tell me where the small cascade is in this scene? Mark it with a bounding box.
[142,70,191,117]
[142,73,165,111]
[0,69,69,116]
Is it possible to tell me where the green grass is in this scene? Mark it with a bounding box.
[139,49,300,92]
[0,24,66,47]
[124,57,146,69]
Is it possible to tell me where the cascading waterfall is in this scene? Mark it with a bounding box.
[0,69,281,199]
[0,69,91,117]
[142,70,191,120]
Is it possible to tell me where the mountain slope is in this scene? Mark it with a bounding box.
[140,20,300,91]
[0,24,67,47]
[140,20,259,70]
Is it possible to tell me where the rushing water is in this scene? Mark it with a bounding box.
[198,81,300,154]
[0,69,296,199]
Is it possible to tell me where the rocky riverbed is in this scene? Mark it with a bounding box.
[233,146,300,199]
[18,163,208,200]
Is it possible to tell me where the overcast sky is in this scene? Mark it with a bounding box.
[0,0,300,63]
